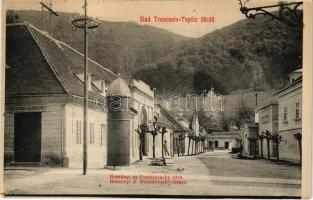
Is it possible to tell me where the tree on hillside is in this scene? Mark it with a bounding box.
[220,112,231,131]
[193,70,226,95]
[231,98,253,130]
[6,10,20,24]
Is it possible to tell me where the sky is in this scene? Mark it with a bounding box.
[5,0,287,38]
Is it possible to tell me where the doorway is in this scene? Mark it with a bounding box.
[14,112,42,162]
[225,142,229,149]
[214,141,218,148]
[209,141,213,148]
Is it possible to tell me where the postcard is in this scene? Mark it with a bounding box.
[1,0,312,198]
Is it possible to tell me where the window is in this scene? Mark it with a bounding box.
[295,102,300,119]
[89,123,95,144]
[283,107,288,122]
[220,97,224,111]
[76,120,82,144]
[100,124,106,146]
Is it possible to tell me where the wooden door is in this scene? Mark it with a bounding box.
[14,112,41,162]
[225,142,229,149]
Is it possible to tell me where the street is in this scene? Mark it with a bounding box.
[4,150,301,197]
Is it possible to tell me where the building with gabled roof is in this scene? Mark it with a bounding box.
[273,69,302,163]
[4,22,157,168]
[5,22,118,168]
[156,104,191,157]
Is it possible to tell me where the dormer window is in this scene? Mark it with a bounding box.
[92,79,106,96]
[75,72,84,82]
[101,81,106,95]
[288,69,302,83]
[74,72,92,91]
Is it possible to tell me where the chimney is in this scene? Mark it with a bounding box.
[101,80,106,96]
[87,74,92,91]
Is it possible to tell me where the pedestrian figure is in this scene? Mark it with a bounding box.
[163,140,170,156]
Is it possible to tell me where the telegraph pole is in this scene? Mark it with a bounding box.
[40,0,59,34]
[41,0,43,29]
[71,0,99,175]
[83,0,88,176]
[49,0,52,34]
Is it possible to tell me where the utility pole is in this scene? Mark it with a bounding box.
[83,0,88,176]
[40,0,59,34]
[71,0,99,175]
[41,0,43,29]
[49,0,52,34]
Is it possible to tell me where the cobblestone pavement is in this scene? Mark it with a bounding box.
[4,150,301,197]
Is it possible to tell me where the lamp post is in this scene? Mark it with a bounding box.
[238,0,303,28]
[71,0,99,175]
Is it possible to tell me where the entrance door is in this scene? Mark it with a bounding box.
[215,141,218,148]
[209,141,212,148]
[225,142,229,149]
[14,112,41,162]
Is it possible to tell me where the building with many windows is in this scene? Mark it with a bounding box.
[5,23,117,168]
[273,69,302,163]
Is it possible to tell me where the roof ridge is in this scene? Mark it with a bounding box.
[255,98,278,110]
[273,77,302,96]
[26,22,118,79]
[156,104,191,132]
[6,23,25,27]
[25,22,70,95]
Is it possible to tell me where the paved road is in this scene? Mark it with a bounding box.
[197,150,301,179]
[4,150,301,197]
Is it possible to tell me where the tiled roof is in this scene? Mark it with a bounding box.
[6,23,118,99]
[255,98,278,111]
[6,24,66,96]
[156,104,192,133]
[208,131,241,137]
